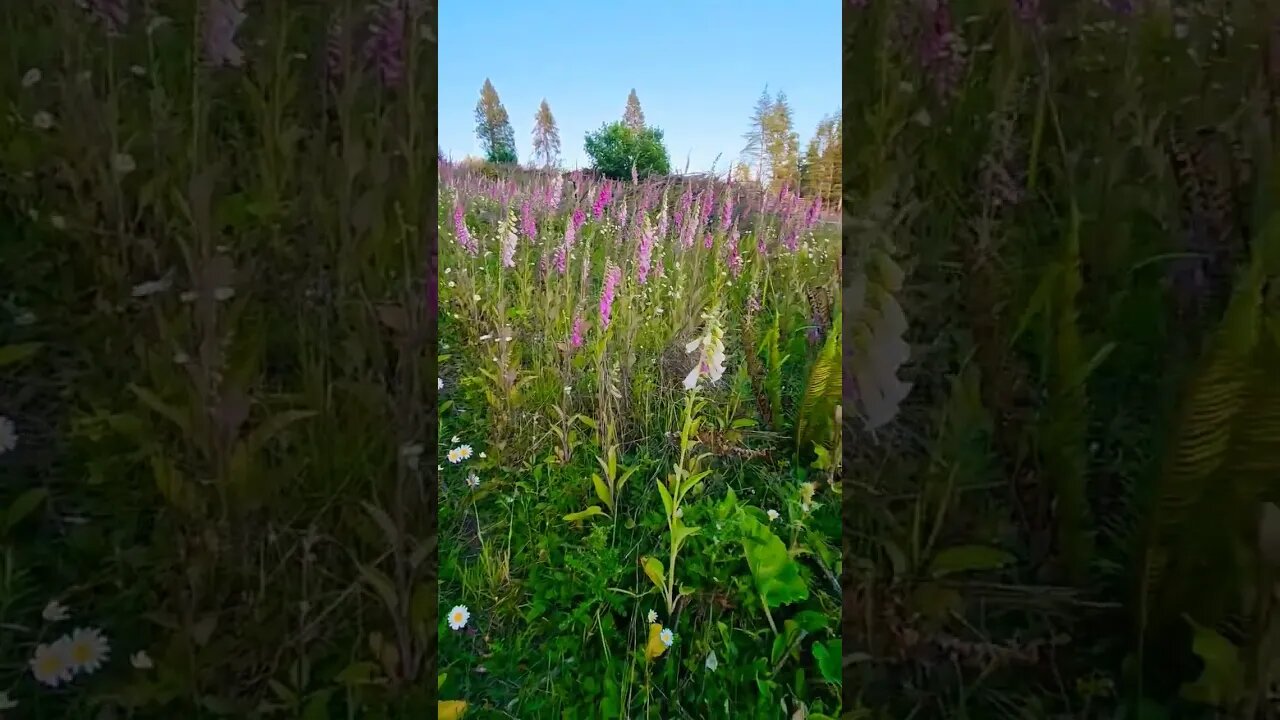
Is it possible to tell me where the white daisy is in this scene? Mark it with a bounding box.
[466,472,480,489]
[32,111,54,130]
[660,628,674,647]
[447,605,470,630]
[130,650,153,669]
[42,599,69,622]
[66,627,110,674]
[29,639,73,687]
[0,416,17,456]
[646,609,657,624]
[453,444,473,462]
[478,451,486,458]
[446,447,462,464]
[438,377,444,390]
[766,509,779,522]
[451,435,460,444]
[21,67,41,88]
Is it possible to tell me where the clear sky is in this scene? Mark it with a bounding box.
[439,0,840,174]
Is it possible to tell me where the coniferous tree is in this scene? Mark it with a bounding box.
[741,86,772,185]
[474,78,518,165]
[764,91,800,193]
[531,99,562,168]
[623,89,646,132]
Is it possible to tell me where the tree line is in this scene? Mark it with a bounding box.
[467,78,841,206]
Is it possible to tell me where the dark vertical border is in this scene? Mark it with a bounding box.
[420,0,440,705]
[841,0,858,710]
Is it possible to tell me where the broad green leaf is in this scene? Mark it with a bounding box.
[576,415,598,430]
[731,418,758,429]
[739,514,809,608]
[302,690,332,720]
[129,384,190,435]
[672,522,700,553]
[591,473,612,511]
[1179,615,1245,707]
[644,623,668,661]
[656,481,674,518]
[244,410,316,451]
[928,545,1015,577]
[334,661,380,685]
[358,564,398,612]
[808,638,839,681]
[640,555,665,593]
[0,342,41,368]
[563,506,607,522]
[5,488,49,531]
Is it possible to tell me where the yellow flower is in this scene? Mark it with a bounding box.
[644,623,668,661]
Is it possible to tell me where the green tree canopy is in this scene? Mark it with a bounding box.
[583,121,671,180]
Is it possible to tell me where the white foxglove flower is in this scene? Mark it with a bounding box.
[130,650,153,669]
[0,416,17,456]
[42,599,69,622]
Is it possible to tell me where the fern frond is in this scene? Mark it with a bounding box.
[796,325,841,455]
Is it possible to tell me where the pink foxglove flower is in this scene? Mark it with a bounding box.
[726,227,742,277]
[636,217,655,285]
[520,199,537,240]
[570,315,585,348]
[202,0,247,68]
[592,182,612,219]
[83,0,129,37]
[364,0,405,87]
[719,189,734,232]
[599,262,622,329]
[453,203,476,255]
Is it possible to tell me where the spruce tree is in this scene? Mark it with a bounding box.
[623,89,646,132]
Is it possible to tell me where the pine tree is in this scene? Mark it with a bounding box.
[741,86,772,185]
[474,78,518,165]
[531,99,562,169]
[732,161,753,184]
[764,91,800,193]
[623,89,646,132]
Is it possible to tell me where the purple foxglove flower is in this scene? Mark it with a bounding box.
[592,182,612,219]
[202,0,247,68]
[636,219,655,285]
[703,231,714,250]
[720,190,734,232]
[571,207,586,232]
[570,315,585,348]
[453,203,476,255]
[521,200,537,240]
[599,262,622,329]
[83,0,129,37]
[656,202,669,242]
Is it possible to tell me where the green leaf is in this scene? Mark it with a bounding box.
[0,342,42,368]
[244,410,316,452]
[302,690,332,720]
[671,522,700,553]
[929,545,1015,577]
[591,473,612,511]
[5,488,48,531]
[575,415,598,430]
[358,564,398,613]
[129,384,190,435]
[640,555,665,593]
[656,481,674,518]
[335,661,380,686]
[563,506,607,522]
[731,418,758,429]
[812,639,841,685]
[1179,615,1244,707]
[739,513,808,608]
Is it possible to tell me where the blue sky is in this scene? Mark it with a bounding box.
[439,0,840,174]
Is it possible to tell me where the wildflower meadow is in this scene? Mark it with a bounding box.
[436,161,843,717]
